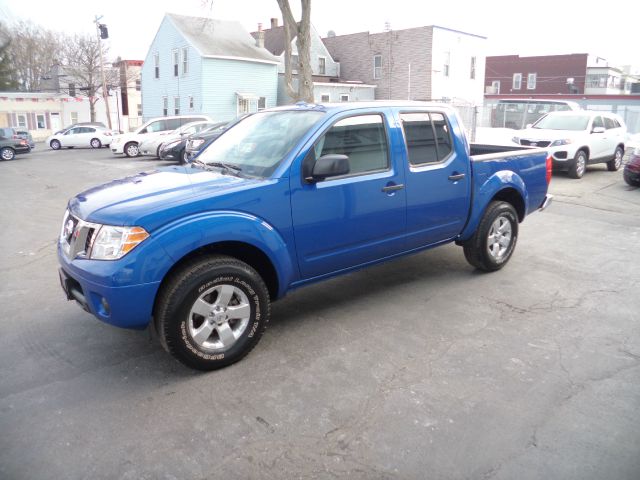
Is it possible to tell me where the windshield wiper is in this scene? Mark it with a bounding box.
[190,159,244,177]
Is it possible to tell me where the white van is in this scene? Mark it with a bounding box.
[111,115,211,157]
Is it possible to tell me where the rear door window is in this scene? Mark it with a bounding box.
[400,112,454,165]
[592,116,604,129]
[604,117,617,129]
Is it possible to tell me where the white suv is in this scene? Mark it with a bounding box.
[111,115,211,157]
[513,111,626,179]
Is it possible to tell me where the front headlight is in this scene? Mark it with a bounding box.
[90,225,149,260]
[550,139,573,147]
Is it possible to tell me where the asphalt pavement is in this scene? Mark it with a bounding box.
[1,146,639,479]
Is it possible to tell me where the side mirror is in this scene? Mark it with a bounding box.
[592,126,606,134]
[525,123,533,129]
[307,154,350,182]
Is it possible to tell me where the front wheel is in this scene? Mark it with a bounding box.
[624,169,640,187]
[181,150,190,164]
[50,139,61,150]
[568,150,587,179]
[607,146,623,171]
[0,147,15,161]
[124,142,139,157]
[155,255,271,371]
[463,201,519,272]
[90,138,102,149]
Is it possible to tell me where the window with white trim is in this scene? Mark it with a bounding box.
[154,53,159,79]
[70,112,78,124]
[443,51,451,77]
[189,96,194,109]
[174,96,180,115]
[237,98,250,115]
[162,97,168,116]
[16,114,27,128]
[373,55,382,79]
[318,56,326,75]
[137,104,142,117]
[321,94,330,102]
[173,50,179,77]
[36,114,45,129]
[492,80,500,94]
[258,97,266,110]
[340,94,349,102]
[182,47,189,75]
[513,73,522,90]
[527,73,537,90]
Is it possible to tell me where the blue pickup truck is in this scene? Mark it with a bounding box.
[58,102,552,370]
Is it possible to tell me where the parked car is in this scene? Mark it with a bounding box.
[57,102,552,371]
[46,126,113,150]
[15,129,35,149]
[139,121,221,158]
[512,111,626,179]
[183,116,251,161]
[53,122,107,135]
[110,115,211,157]
[0,127,34,149]
[161,122,228,163]
[0,135,31,160]
[623,148,640,187]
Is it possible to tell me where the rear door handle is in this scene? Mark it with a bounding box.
[382,184,405,192]
[448,173,466,181]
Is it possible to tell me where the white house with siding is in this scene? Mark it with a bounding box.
[141,14,280,123]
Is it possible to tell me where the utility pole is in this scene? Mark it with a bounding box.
[94,15,113,130]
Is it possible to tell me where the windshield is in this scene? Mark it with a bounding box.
[197,110,325,177]
[533,114,590,131]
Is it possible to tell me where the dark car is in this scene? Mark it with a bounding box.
[167,122,228,163]
[16,129,35,149]
[0,127,34,148]
[623,148,640,187]
[0,135,31,160]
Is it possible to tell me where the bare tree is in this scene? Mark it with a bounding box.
[277,0,313,103]
[63,34,115,122]
[0,23,18,91]
[5,21,62,91]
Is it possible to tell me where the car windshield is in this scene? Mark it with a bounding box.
[197,110,325,178]
[533,114,590,131]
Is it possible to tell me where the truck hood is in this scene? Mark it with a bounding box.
[68,165,260,229]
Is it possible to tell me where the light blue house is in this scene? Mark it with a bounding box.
[141,14,279,122]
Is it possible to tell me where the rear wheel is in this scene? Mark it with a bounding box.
[624,169,640,187]
[90,138,101,149]
[607,146,623,171]
[568,150,587,179]
[463,201,519,272]
[0,147,15,160]
[155,255,271,371]
[50,139,61,150]
[124,142,139,157]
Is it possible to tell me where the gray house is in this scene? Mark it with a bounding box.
[252,18,375,104]
[141,14,280,122]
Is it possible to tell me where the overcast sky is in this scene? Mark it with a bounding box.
[2,0,639,68]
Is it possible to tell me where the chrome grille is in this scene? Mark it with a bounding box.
[520,139,551,147]
[60,210,101,259]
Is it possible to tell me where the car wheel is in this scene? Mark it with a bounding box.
[182,150,190,164]
[568,150,587,179]
[90,138,102,149]
[124,142,139,157]
[607,146,623,172]
[156,145,162,158]
[155,255,271,371]
[50,139,61,150]
[0,147,15,161]
[463,201,519,272]
[623,169,640,187]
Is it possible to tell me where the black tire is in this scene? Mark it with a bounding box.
[463,201,519,272]
[155,255,271,371]
[568,150,587,179]
[623,169,640,187]
[182,150,190,164]
[90,138,102,149]
[50,139,61,150]
[607,146,623,172]
[156,145,162,158]
[124,142,139,157]
[0,147,15,161]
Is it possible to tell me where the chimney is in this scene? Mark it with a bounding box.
[256,23,265,48]
[271,18,278,29]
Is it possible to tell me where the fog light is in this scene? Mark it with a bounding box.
[100,297,111,316]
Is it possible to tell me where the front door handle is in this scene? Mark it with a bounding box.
[448,173,466,182]
[382,184,405,192]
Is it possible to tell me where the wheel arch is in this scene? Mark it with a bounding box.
[491,187,525,222]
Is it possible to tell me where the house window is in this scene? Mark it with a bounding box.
[340,94,349,102]
[443,52,451,77]
[373,55,382,79]
[162,97,168,116]
[154,53,159,78]
[258,97,266,110]
[173,50,179,77]
[238,98,250,115]
[513,73,522,90]
[321,94,330,102]
[189,96,194,109]
[68,83,76,97]
[174,96,180,115]
[470,56,476,80]
[527,73,537,90]
[137,104,142,117]
[491,80,501,94]
[36,114,46,129]
[182,47,189,74]
[318,56,326,75]
[70,112,78,124]
[135,79,141,91]
[16,114,27,128]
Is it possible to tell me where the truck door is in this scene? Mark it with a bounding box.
[291,112,407,279]
[398,111,471,249]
